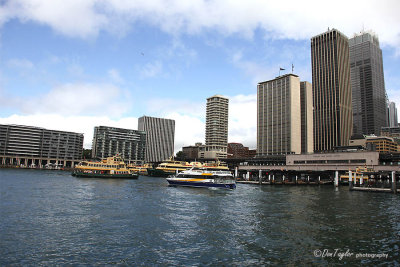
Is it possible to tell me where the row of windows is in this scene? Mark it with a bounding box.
[293,159,366,164]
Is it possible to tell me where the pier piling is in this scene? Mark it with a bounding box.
[349,171,353,189]
[392,171,397,194]
[335,171,339,187]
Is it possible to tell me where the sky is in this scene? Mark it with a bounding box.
[0,0,400,153]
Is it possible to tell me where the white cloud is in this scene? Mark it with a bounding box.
[139,61,163,78]
[165,112,205,153]
[228,94,257,149]
[2,0,107,39]
[108,68,124,84]
[6,82,132,117]
[67,64,84,78]
[1,0,399,53]
[145,98,205,119]
[0,114,138,148]
[0,93,257,153]
[7,58,34,69]
[231,51,277,85]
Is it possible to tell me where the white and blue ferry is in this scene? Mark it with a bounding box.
[166,168,236,189]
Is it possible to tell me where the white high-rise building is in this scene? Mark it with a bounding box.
[200,95,229,159]
[257,74,308,156]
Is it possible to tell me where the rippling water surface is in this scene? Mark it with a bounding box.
[1,169,399,266]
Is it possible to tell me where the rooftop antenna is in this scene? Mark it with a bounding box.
[291,63,294,74]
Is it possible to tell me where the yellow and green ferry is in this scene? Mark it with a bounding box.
[72,155,138,179]
[147,157,203,177]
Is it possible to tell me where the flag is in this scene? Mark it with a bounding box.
[280,67,285,71]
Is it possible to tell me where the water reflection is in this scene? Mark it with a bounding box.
[1,170,399,265]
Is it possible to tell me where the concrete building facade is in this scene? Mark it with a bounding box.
[138,116,175,163]
[349,31,387,136]
[300,81,314,153]
[257,74,302,156]
[227,143,256,158]
[350,136,399,153]
[388,101,398,127]
[311,28,353,152]
[92,126,146,164]
[0,124,83,167]
[203,95,229,159]
[182,143,203,160]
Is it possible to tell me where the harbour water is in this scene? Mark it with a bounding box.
[1,168,399,266]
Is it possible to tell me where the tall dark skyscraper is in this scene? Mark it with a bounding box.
[311,28,353,152]
[349,31,387,135]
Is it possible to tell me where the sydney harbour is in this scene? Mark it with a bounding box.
[1,169,399,266]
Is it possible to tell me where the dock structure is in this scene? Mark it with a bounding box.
[350,170,399,194]
[0,155,81,169]
[235,167,399,194]
[231,151,400,193]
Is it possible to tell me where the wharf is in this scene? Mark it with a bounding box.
[236,180,333,185]
[350,187,400,193]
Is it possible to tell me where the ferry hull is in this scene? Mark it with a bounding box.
[147,168,174,177]
[167,179,236,189]
[72,171,138,179]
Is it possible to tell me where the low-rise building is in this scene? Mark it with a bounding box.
[349,135,399,153]
[92,126,146,164]
[0,124,84,167]
[182,143,203,160]
[228,143,256,158]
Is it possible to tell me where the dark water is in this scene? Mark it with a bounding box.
[1,169,399,266]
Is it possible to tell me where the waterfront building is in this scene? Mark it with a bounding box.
[257,74,303,156]
[350,135,399,153]
[182,143,203,160]
[311,28,353,152]
[202,95,229,159]
[91,126,146,164]
[138,116,175,163]
[0,124,83,167]
[300,81,314,154]
[388,101,398,127]
[349,31,387,135]
[381,126,400,138]
[227,143,256,158]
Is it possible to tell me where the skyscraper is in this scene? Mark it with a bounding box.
[300,81,314,153]
[388,101,398,127]
[257,74,303,156]
[138,116,175,163]
[349,31,387,135]
[203,95,229,159]
[311,28,353,152]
